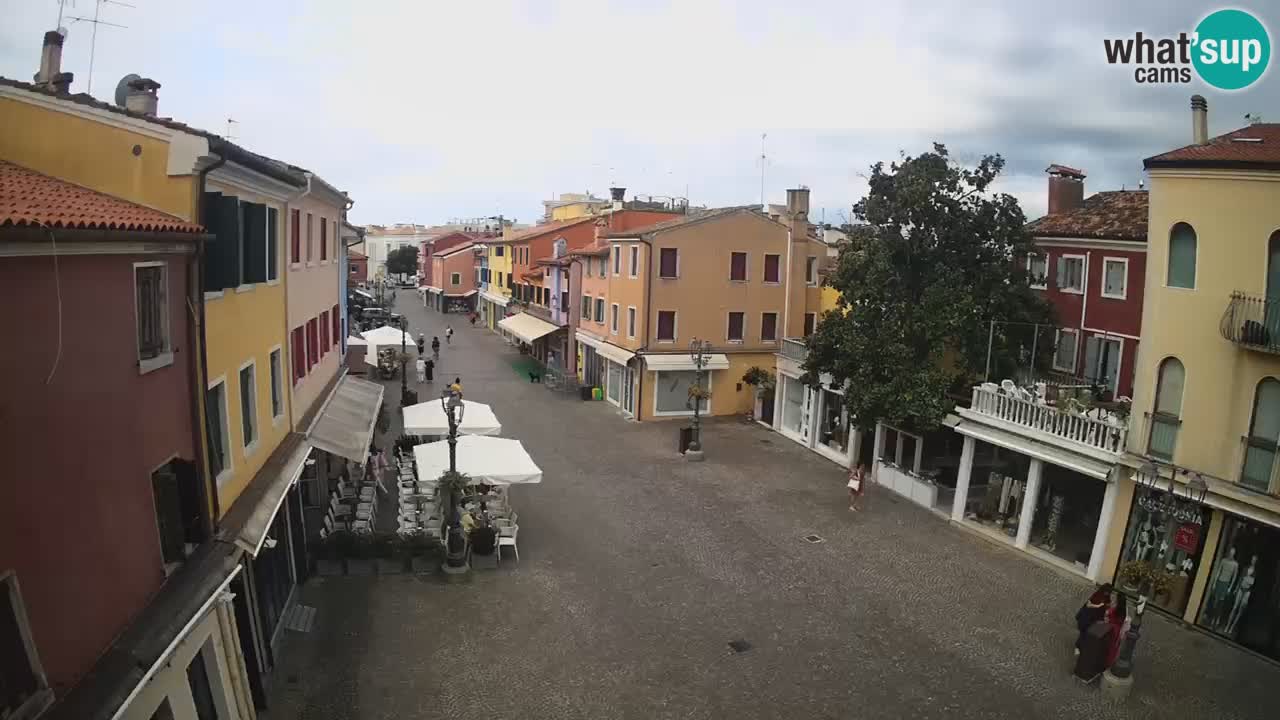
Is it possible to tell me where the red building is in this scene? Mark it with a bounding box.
[0,162,210,708]
[1024,165,1148,398]
[419,231,479,288]
[347,248,368,283]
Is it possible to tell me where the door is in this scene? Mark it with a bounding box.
[1266,233,1280,339]
[606,361,622,405]
[1083,336,1121,397]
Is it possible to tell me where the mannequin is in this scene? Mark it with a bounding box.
[1133,517,1155,562]
[1207,547,1240,628]
[1225,556,1258,635]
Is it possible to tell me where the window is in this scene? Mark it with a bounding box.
[1242,378,1280,492]
[611,303,619,334]
[320,310,330,356]
[803,312,817,336]
[1027,254,1048,289]
[1,572,53,719]
[761,312,778,341]
[582,295,592,320]
[726,311,745,342]
[307,318,318,369]
[135,262,170,367]
[451,272,461,286]
[560,291,568,312]
[599,255,607,278]
[656,310,676,341]
[207,380,230,482]
[151,460,203,569]
[658,248,679,278]
[1053,328,1079,372]
[1148,357,1185,460]
[291,327,305,382]
[595,298,605,323]
[332,304,340,347]
[1083,335,1121,394]
[1168,222,1197,289]
[730,252,747,281]
[268,349,283,420]
[629,245,639,277]
[627,306,637,338]
[764,254,781,283]
[239,362,257,450]
[1056,255,1084,293]
[655,370,709,415]
[267,208,279,281]
[805,256,818,285]
[1102,258,1128,299]
[613,246,621,275]
[290,209,301,264]
[320,217,328,261]
[495,245,504,257]
[306,213,313,262]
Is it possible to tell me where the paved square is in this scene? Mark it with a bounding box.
[265,291,1279,720]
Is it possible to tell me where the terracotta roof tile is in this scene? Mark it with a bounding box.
[496,216,596,244]
[0,160,203,234]
[1145,124,1280,169]
[601,205,767,238]
[1045,164,1086,178]
[1025,190,1147,242]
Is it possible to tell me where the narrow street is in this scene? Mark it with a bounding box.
[264,290,1279,720]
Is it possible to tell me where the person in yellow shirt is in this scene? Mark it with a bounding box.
[450,377,463,397]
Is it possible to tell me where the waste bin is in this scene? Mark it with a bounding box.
[1073,621,1113,684]
[678,426,694,454]
[579,385,593,401]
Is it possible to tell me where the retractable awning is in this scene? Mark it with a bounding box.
[643,353,730,372]
[480,290,510,306]
[498,312,561,344]
[216,432,313,555]
[576,332,635,364]
[307,374,385,465]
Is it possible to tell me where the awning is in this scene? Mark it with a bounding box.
[480,290,510,307]
[403,399,502,436]
[347,335,367,346]
[216,432,313,555]
[643,353,730,372]
[426,286,443,294]
[498,312,561,344]
[414,436,542,485]
[576,332,635,364]
[307,374,385,465]
[362,325,416,366]
[352,289,375,300]
[951,417,1114,480]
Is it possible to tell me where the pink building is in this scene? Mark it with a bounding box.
[424,241,478,313]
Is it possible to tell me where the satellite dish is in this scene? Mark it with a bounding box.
[114,73,141,107]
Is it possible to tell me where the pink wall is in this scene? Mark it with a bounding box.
[435,247,476,295]
[0,251,197,694]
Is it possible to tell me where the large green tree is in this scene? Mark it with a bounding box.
[802,143,1054,432]
[386,245,419,276]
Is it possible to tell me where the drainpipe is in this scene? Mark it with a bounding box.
[782,226,793,338]
[194,153,226,527]
[636,233,655,422]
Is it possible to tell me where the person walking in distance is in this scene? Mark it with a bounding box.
[445,325,454,344]
[423,355,435,384]
[848,464,867,512]
[417,332,426,356]
[450,377,463,397]
[431,336,441,361]
[415,354,426,384]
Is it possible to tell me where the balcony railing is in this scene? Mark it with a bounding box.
[780,337,808,362]
[1221,291,1280,354]
[969,385,1128,454]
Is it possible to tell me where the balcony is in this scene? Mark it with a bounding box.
[1221,291,1280,354]
[966,384,1128,455]
[780,337,807,362]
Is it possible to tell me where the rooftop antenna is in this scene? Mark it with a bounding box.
[759,132,767,206]
[66,0,134,95]
[226,117,239,141]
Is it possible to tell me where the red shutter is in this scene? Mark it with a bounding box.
[660,248,678,278]
[657,311,675,340]
[320,311,329,354]
[292,327,305,381]
[290,210,301,264]
[332,304,340,346]
[320,219,328,261]
[761,313,777,341]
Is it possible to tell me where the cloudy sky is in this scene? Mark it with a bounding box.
[2,1,1277,226]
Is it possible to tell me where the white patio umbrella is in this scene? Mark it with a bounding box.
[402,400,502,436]
[361,325,415,366]
[414,436,542,485]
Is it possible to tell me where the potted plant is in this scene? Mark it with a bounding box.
[345,532,376,576]
[404,530,438,573]
[741,366,776,421]
[1116,560,1150,593]
[373,532,404,574]
[1150,567,1175,603]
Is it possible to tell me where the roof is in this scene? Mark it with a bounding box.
[1145,124,1280,170]
[435,240,476,258]
[1045,164,1086,178]
[1025,190,1148,242]
[347,249,368,260]
[0,76,306,186]
[494,216,596,244]
[602,206,772,238]
[568,241,611,257]
[0,160,204,234]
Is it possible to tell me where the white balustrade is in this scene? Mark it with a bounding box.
[969,386,1128,454]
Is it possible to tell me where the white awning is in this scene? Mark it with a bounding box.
[307,375,385,465]
[352,289,375,300]
[575,332,635,365]
[498,313,561,344]
[480,290,510,307]
[347,335,367,347]
[414,436,542,485]
[362,325,416,366]
[426,286,443,294]
[447,289,478,298]
[643,353,730,372]
[402,399,502,436]
[216,433,312,556]
[952,418,1114,480]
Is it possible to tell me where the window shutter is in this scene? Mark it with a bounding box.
[290,209,301,264]
[731,253,746,280]
[1055,257,1066,290]
[152,469,185,563]
[172,459,201,544]
[1083,336,1100,383]
[332,305,340,346]
[764,254,780,282]
[203,195,242,290]
[243,203,267,284]
[267,208,279,280]
[320,219,328,261]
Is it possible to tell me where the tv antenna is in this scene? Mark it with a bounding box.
[759,132,767,206]
[226,117,239,141]
[65,0,134,95]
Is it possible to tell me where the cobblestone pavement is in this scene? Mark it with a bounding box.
[265,290,1280,720]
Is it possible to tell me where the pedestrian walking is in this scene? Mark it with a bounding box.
[417,332,426,355]
[1074,583,1111,655]
[431,336,441,360]
[470,312,478,327]
[848,464,867,512]
[415,355,426,384]
[424,356,435,383]
[450,377,463,397]
[445,325,454,344]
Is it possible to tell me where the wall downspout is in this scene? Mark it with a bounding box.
[782,226,793,338]
[637,234,654,421]
[194,153,226,527]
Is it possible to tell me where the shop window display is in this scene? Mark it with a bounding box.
[1198,516,1280,661]
[818,388,849,454]
[1028,464,1105,570]
[1115,488,1206,615]
[972,451,1032,536]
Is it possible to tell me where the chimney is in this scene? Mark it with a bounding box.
[609,186,625,211]
[124,77,161,116]
[1191,94,1209,145]
[1046,165,1086,215]
[33,30,74,93]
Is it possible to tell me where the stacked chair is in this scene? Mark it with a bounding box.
[321,466,379,537]
[396,449,443,541]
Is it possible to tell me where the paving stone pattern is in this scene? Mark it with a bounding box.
[264,289,1280,720]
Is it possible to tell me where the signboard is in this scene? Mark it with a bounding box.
[1174,523,1201,553]
[1136,489,1204,526]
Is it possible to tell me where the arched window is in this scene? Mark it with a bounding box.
[1242,378,1280,492]
[1148,357,1185,460]
[1167,223,1197,289]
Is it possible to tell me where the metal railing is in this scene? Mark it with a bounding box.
[780,337,808,362]
[1221,291,1280,354]
[969,385,1128,453]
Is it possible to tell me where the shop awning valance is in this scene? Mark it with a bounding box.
[216,432,313,555]
[480,290,510,306]
[952,418,1113,480]
[576,332,635,364]
[307,374,384,465]
[642,353,730,372]
[447,289,478,298]
[426,286,443,294]
[414,436,543,485]
[498,312,561,344]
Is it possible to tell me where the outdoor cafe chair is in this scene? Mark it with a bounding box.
[496,525,518,565]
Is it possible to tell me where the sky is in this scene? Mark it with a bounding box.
[2,0,1277,227]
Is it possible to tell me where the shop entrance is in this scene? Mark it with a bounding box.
[1028,464,1105,570]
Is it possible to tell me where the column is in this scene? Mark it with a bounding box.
[871,422,885,481]
[912,434,924,474]
[848,428,862,468]
[951,435,976,522]
[1015,458,1043,549]
[1087,476,1120,580]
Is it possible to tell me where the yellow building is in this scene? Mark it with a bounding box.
[1099,97,1280,661]
[479,236,513,330]
[543,191,610,221]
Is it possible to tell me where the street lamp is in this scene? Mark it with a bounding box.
[399,316,409,401]
[440,387,468,572]
[686,338,711,461]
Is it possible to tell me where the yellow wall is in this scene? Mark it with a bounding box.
[551,201,607,221]
[820,286,841,314]
[1131,170,1280,489]
[488,243,512,298]
[637,351,773,421]
[605,242,648,350]
[0,97,195,218]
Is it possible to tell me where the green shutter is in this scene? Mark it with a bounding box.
[201,192,222,291]
[267,207,279,281]
[244,203,267,284]
[205,195,242,290]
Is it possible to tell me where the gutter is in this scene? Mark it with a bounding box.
[635,231,655,421]
[194,153,227,526]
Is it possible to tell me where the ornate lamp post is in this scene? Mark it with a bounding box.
[440,387,468,573]
[686,338,711,462]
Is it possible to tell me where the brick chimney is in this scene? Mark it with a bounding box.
[33,30,74,93]
[1191,94,1209,145]
[785,187,812,339]
[124,77,161,116]
[1046,165,1086,215]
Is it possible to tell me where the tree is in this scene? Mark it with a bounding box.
[802,143,1054,432]
[386,245,419,276]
